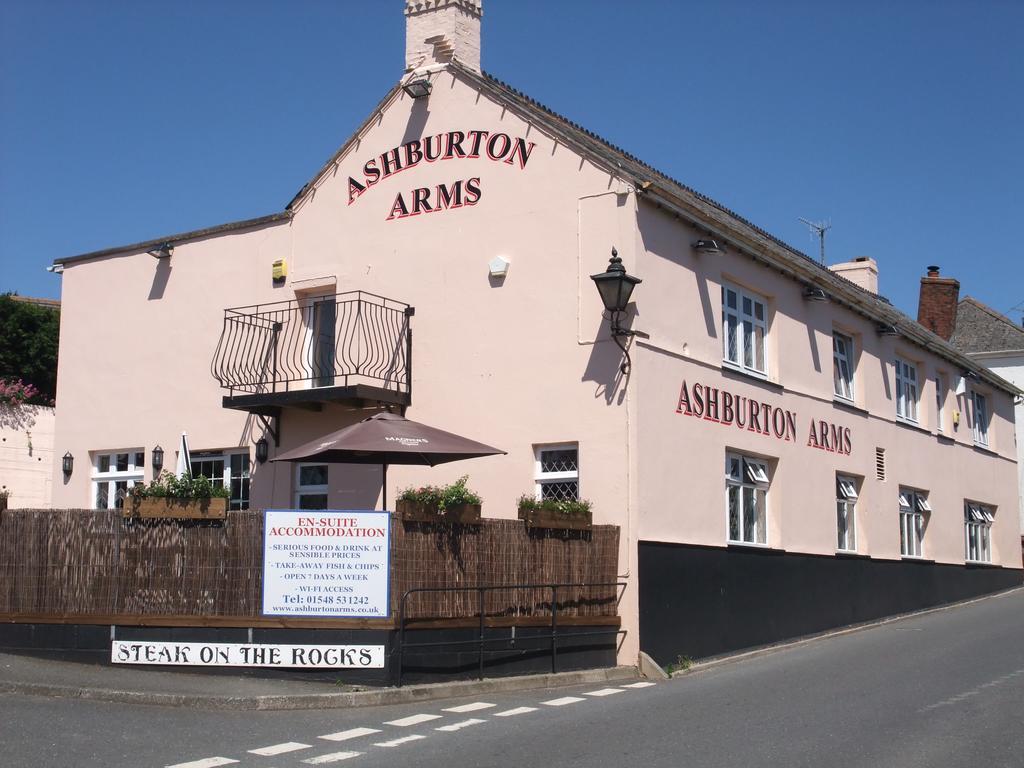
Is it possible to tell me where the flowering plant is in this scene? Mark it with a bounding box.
[397,475,481,513]
[0,378,49,406]
[517,495,592,518]
[130,471,231,500]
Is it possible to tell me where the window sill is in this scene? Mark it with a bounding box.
[965,560,1000,569]
[727,542,786,555]
[900,556,936,564]
[835,550,870,560]
[894,418,932,436]
[972,443,998,457]
[832,398,868,416]
[720,364,783,392]
[936,433,956,445]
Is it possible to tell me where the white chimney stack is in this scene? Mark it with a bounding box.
[405,0,482,73]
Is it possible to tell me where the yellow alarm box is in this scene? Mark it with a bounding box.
[272,259,287,281]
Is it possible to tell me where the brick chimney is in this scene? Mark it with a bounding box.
[917,265,960,339]
[828,256,879,294]
[405,0,482,73]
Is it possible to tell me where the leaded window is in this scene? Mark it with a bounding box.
[726,453,769,545]
[899,488,928,558]
[895,357,918,422]
[836,475,858,552]
[833,332,854,401]
[722,284,767,376]
[964,503,994,563]
[535,444,579,501]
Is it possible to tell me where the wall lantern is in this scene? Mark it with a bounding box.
[692,238,724,255]
[62,451,74,477]
[151,445,164,472]
[147,242,173,259]
[590,247,643,374]
[255,438,269,464]
[402,77,432,99]
[876,323,900,337]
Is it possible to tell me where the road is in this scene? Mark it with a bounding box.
[3,588,1024,768]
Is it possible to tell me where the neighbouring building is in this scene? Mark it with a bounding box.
[46,1,1022,666]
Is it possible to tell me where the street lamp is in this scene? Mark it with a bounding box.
[590,247,643,374]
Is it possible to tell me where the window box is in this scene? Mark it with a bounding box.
[126,496,228,520]
[518,504,593,530]
[395,499,481,524]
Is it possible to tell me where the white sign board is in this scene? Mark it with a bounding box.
[111,641,385,668]
[262,509,390,618]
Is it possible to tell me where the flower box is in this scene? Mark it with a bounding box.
[126,497,228,520]
[518,506,593,530]
[396,500,481,524]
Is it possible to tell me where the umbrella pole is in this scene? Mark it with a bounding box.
[382,463,388,510]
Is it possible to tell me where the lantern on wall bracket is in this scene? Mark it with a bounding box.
[255,437,269,465]
[62,451,74,477]
[151,445,164,473]
[590,247,643,375]
[402,76,432,99]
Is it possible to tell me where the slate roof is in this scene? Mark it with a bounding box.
[951,297,1024,356]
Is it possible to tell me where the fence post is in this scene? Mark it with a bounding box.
[550,585,559,674]
[478,587,485,681]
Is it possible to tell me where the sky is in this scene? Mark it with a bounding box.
[1,0,1022,323]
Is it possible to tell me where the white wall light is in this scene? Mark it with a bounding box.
[488,255,510,278]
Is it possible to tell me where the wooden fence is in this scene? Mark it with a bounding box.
[0,509,620,627]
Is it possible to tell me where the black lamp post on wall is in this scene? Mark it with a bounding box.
[255,438,269,464]
[590,247,643,374]
[62,451,74,477]
[151,445,164,474]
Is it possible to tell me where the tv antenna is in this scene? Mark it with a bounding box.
[799,217,832,264]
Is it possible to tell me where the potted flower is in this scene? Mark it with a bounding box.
[127,471,230,520]
[396,476,482,523]
[517,495,593,530]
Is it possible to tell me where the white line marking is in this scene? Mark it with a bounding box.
[302,751,363,764]
[384,713,443,727]
[374,734,427,748]
[248,742,312,756]
[542,696,585,706]
[443,701,496,713]
[494,706,537,717]
[166,759,239,768]
[622,681,657,688]
[435,718,486,732]
[584,688,624,697]
[319,727,382,742]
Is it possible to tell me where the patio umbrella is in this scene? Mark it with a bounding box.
[175,432,192,478]
[271,412,506,508]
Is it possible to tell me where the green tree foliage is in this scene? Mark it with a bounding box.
[0,294,59,404]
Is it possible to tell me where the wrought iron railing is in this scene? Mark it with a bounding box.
[211,291,413,398]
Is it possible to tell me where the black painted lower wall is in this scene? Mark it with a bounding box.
[0,623,618,687]
[638,541,1024,665]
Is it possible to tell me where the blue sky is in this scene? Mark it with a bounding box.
[2,0,1022,323]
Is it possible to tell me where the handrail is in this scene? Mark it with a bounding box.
[396,581,626,687]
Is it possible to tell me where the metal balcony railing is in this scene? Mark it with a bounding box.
[211,291,413,400]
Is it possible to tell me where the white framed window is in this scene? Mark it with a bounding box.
[935,374,945,432]
[534,444,579,501]
[898,487,928,558]
[722,284,768,376]
[189,450,251,510]
[971,390,989,446]
[895,357,918,423]
[836,475,858,552]
[832,332,855,401]
[295,463,329,510]
[726,453,769,545]
[91,449,145,510]
[964,502,994,563]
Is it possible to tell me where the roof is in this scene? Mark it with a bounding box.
[9,295,60,311]
[951,297,1024,356]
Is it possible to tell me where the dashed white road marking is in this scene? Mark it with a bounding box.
[166,759,239,768]
[374,734,427,748]
[248,742,312,756]
[542,696,585,706]
[435,718,486,732]
[919,665,1024,713]
[385,713,443,727]
[622,681,657,688]
[443,701,496,713]
[302,751,363,764]
[584,688,624,697]
[493,706,537,717]
[319,727,382,742]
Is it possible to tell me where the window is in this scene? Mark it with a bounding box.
[836,475,858,551]
[92,449,144,510]
[534,444,579,501]
[971,391,989,446]
[189,450,251,510]
[964,503,994,563]
[295,464,329,509]
[726,453,769,545]
[832,332,855,401]
[722,284,767,376]
[935,375,945,432]
[898,488,929,558]
[894,357,918,422]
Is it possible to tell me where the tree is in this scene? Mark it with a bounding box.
[0,293,59,405]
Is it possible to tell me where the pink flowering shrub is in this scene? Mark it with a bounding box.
[0,378,50,406]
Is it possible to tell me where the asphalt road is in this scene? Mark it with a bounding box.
[3,589,1024,768]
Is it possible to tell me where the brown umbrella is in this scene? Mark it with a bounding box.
[271,412,505,507]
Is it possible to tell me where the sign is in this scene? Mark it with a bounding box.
[111,641,384,668]
[675,379,852,455]
[262,510,390,618]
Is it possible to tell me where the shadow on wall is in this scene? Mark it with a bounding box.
[402,95,431,145]
[148,258,172,301]
[581,315,629,406]
[0,404,45,431]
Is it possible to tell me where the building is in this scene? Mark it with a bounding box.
[47,1,1021,666]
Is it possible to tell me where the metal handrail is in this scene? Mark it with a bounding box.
[396,581,626,687]
[210,290,413,397]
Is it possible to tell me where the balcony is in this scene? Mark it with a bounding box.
[211,291,413,415]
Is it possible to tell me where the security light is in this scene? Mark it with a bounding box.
[802,286,829,302]
[692,238,724,255]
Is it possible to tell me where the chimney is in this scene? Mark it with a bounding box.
[828,256,879,294]
[917,265,960,340]
[405,0,482,73]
